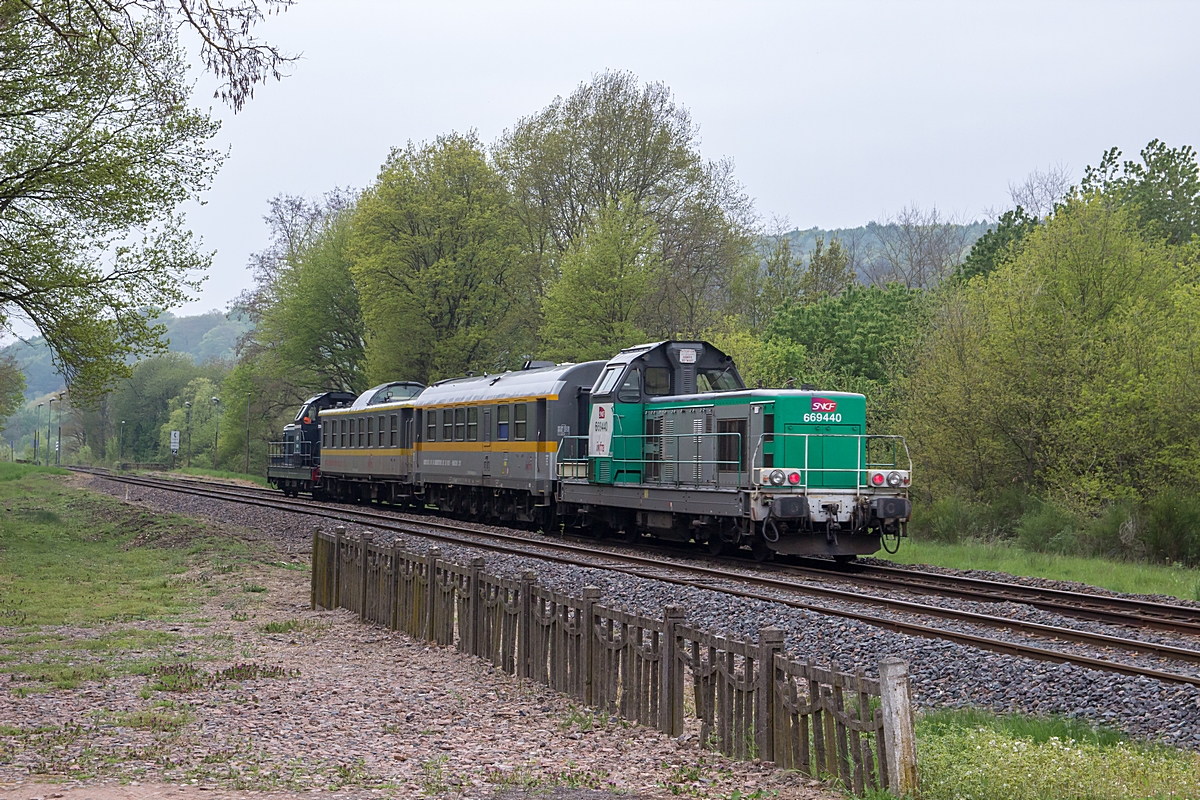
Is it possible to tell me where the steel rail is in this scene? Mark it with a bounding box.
[80,468,1200,688]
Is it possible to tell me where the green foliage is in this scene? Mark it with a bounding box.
[768,284,923,384]
[1082,139,1200,245]
[351,132,529,382]
[917,708,1200,800]
[904,196,1199,504]
[542,198,662,362]
[799,235,855,299]
[955,206,1039,282]
[0,4,221,401]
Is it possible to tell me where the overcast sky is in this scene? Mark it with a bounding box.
[177,0,1200,317]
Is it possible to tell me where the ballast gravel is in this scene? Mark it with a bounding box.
[83,475,1200,748]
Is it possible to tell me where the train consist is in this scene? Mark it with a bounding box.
[267,340,912,559]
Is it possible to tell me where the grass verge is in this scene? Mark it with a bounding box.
[917,708,1200,800]
[160,467,271,487]
[883,539,1200,601]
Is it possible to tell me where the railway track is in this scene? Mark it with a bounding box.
[78,467,1200,688]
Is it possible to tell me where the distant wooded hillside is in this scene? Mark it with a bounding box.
[5,311,251,401]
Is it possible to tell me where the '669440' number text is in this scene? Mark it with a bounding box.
[803,412,842,423]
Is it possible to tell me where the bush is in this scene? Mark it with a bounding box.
[1142,489,1200,566]
[1015,499,1082,553]
[910,494,978,544]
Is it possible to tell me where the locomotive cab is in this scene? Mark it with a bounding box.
[267,390,357,496]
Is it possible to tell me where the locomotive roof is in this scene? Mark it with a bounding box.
[647,388,865,404]
[411,361,605,408]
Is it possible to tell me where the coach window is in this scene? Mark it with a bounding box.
[348,418,354,447]
[454,408,466,441]
[514,403,527,440]
[442,409,452,440]
[467,407,478,441]
[367,416,375,447]
[645,367,672,396]
[359,418,367,447]
[497,405,509,440]
[618,369,641,402]
[340,419,347,448]
[379,416,386,446]
[390,415,398,446]
[427,412,436,441]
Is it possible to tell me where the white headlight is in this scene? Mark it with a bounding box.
[887,471,902,488]
[769,469,786,486]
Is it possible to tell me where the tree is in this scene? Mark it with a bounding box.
[541,199,661,362]
[799,235,855,299]
[496,71,754,339]
[863,206,973,288]
[0,4,222,401]
[904,196,1199,505]
[1082,139,1200,245]
[954,207,1039,283]
[350,133,531,383]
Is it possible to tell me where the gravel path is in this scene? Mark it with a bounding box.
[82,475,1200,748]
[1,491,833,800]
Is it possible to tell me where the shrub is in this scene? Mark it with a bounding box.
[1142,489,1200,566]
[910,495,979,544]
[1015,499,1081,553]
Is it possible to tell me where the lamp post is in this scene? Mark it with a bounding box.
[184,401,192,468]
[35,402,43,464]
[244,392,252,474]
[119,420,126,467]
[55,393,64,466]
[211,396,220,470]
[47,396,57,467]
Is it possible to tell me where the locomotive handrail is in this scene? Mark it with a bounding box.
[557,432,745,488]
[268,439,316,469]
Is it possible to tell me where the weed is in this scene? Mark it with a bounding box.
[560,703,596,732]
[260,619,306,634]
[230,611,252,622]
[242,584,267,594]
[420,755,450,794]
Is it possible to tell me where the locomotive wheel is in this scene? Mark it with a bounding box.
[750,535,773,562]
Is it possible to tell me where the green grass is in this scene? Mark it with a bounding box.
[160,467,271,487]
[0,462,68,481]
[0,470,252,626]
[917,708,1200,800]
[885,538,1200,601]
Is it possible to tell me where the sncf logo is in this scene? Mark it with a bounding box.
[811,397,838,413]
[598,407,606,419]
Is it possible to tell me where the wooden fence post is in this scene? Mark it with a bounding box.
[358,531,371,622]
[333,525,345,609]
[468,557,484,657]
[309,526,319,610]
[425,547,441,642]
[519,570,535,680]
[756,627,785,763]
[660,605,685,736]
[879,657,918,796]
[390,539,401,631]
[581,586,601,706]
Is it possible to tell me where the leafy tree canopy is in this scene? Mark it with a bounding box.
[954,207,1039,283]
[1082,139,1200,245]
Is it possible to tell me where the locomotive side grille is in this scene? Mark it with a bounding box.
[693,417,704,483]
[663,417,675,483]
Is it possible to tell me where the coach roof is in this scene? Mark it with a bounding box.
[411,361,605,407]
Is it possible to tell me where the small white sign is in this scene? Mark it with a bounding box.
[678,348,697,364]
[170,430,180,454]
[587,403,614,457]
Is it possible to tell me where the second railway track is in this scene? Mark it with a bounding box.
[79,467,1200,689]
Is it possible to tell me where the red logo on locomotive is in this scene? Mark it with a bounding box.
[811,397,838,412]
[598,406,606,419]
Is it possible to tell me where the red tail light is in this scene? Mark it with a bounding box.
[787,471,801,485]
[871,472,885,486]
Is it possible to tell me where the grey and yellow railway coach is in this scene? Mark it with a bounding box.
[308,380,426,501]
[407,361,606,526]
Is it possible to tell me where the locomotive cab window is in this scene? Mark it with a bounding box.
[497,405,509,440]
[467,407,478,441]
[645,367,672,396]
[454,408,466,441]
[442,409,452,440]
[618,369,641,402]
[594,366,622,396]
[698,368,741,393]
[514,403,527,440]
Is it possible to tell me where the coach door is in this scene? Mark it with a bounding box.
[482,408,492,477]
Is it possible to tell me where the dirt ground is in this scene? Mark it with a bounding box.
[0,488,836,800]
